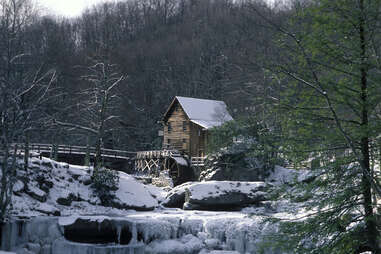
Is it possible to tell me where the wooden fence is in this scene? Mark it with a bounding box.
[9,143,136,159]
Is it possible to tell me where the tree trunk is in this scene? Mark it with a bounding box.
[95,137,102,171]
[359,1,379,251]
[24,132,29,171]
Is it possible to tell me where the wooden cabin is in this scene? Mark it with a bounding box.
[162,96,233,158]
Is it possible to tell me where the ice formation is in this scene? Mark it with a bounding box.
[1,157,308,254]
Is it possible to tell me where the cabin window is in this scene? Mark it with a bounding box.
[167,122,172,133]
[183,121,187,131]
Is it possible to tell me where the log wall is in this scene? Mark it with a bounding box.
[163,102,191,154]
[189,122,206,157]
[163,101,209,157]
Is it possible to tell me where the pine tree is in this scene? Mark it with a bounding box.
[269,0,381,253]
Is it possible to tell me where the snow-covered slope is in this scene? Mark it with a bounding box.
[10,157,166,217]
[2,158,311,254]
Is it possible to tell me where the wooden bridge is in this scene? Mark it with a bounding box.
[10,143,136,172]
[11,143,136,159]
[8,144,206,185]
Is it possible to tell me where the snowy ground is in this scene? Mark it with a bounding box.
[2,156,310,254]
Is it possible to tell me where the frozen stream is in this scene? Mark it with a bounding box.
[1,157,308,254]
[1,208,283,254]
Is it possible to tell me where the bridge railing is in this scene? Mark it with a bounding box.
[9,143,136,159]
[136,150,181,159]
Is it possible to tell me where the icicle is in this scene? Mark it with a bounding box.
[131,221,137,244]
[116,224,122,244]
[98,220,101,233]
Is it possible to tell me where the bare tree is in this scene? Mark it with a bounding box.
[0,0,57,221]
[53,59,124,172]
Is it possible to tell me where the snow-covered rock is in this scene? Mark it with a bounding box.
[13,181,25,195]
[25,184,47,203]
[56,192,78,206]
[163,181,268,211]
[113,172,160,211]
[162,182,194,208]
[7,157,166,217]
[34,203,60,216]
[204,238,221,250]
[185,181,267,210]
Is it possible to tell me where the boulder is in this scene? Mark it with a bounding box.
[33,173,54,193]
[56,193,80,206]
[204,238,221,250]
[112,172,158,211]
[41,161,53,168]
[67,167,87,180]
[183,181,268,211]
[26,185,47,202]
[34,203,61,216]
[161,182,194,208]
[163,181,268,211]
[13,180,25,195]
[43,180,54,189]
[78,175,92,185]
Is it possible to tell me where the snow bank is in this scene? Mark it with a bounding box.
[186,181,266,200]
[9,156,166,217]
[115,172,160,210]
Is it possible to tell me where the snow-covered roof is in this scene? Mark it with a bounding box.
[164,96,233,129]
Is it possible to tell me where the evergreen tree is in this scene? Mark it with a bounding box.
[269,0,381,253]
